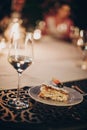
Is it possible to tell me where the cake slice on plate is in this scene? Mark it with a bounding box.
[38,84,69,102]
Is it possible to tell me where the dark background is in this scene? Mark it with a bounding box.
[0,0,87,30]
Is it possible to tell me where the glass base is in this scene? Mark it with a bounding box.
[7,98,29,110]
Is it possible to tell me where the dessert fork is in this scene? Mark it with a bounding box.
[71,85,87,96]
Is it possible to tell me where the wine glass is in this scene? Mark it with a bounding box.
[77,30,87,69]
[70,26,80,45]
[8,32,33,109]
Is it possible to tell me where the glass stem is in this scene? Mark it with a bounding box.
[17,73,21,100]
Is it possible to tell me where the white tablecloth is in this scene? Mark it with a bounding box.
[0,36,87,89]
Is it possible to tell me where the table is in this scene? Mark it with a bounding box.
[0,36,87,90]
[0,79,87,130]
[0,36,87,130]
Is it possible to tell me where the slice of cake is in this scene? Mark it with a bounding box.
[38,84,69,102]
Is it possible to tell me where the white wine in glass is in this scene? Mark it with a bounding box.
[8,32,33,109]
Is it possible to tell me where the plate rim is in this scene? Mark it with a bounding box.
[29,86,83,106]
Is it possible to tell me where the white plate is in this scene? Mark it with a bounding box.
[29,86,83,106]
